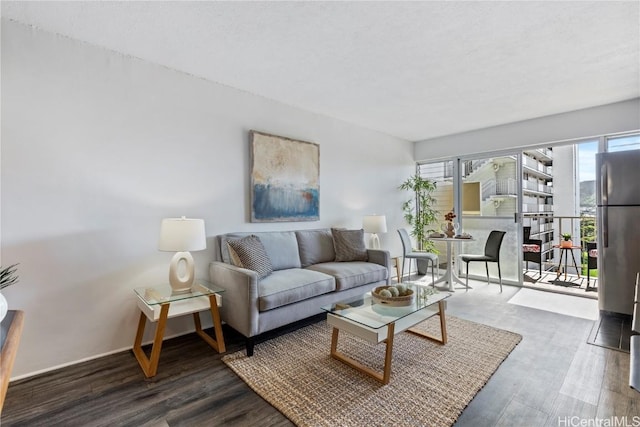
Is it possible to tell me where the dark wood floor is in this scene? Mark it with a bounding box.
[2,281,639,426]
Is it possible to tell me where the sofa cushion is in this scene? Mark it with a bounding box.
[307,261,387,291]
[523,244,540,253]
[331,228,368,262]
[221,231,301,270]
[227,235,273,279]
[258,269,336,311]
[296,229,336,267]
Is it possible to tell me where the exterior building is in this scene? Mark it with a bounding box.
[521,148,556,270]
[420,146,582,274]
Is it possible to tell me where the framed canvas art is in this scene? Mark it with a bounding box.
[250,131,320,222]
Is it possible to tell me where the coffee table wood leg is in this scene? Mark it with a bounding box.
[330,323,396,385]
[382,323,395,384]
[133,303,169,378]
[407,301,448,344]
[194,295,226,353]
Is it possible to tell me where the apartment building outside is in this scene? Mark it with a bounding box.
[418,144,582,278]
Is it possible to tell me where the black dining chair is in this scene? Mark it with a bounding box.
[459,230,506,292]
[586,241,598,291]
[397,228,438,286]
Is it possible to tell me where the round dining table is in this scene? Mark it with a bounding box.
[429,236,476,291]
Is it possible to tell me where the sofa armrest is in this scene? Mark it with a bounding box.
[208,261,260,338]
[367,249,391,284]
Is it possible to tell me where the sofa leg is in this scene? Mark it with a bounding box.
[246,337,255,357]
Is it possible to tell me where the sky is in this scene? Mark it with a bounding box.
[578,135,640,183]
[577,140,598,182]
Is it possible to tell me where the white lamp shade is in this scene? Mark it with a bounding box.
[158,217,206,252]
[363,215,387,234]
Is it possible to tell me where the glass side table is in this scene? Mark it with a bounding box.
[133,280,226,377]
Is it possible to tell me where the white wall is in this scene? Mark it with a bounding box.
[0,20,414,378]
[415,98,640,161]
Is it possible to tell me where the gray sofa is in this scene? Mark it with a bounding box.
[209,228,390,355]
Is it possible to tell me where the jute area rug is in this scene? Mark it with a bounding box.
[223,315,522,427]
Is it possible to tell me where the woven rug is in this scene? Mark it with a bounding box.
[223,316,522,427]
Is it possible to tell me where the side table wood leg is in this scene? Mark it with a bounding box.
[194,294,226,353]
[392,257,402,283]
[133,303,169,378]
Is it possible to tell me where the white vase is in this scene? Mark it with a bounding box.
[0,292,7,322]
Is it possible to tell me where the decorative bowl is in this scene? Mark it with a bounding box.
[372,286,415,306]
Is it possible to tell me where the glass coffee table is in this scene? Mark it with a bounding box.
[321,283,450,385]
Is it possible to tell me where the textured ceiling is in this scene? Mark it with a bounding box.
[2,1,639,141]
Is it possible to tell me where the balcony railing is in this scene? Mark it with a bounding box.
[482,178,517,200]
[523,214,596,249]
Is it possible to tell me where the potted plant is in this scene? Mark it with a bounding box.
[400,174,439,273]
[0,263,19,322]
[561,233,573,248]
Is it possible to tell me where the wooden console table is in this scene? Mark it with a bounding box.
[1,310,24,413]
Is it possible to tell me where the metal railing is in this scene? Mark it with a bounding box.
[523,214,596,248]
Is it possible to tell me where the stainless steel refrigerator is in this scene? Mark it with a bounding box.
[596,150,640,315]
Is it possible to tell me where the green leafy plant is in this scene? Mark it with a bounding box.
[399,174,439,253]
[580,216,596,243]
[0,264,19,290]
[562,233,572,241]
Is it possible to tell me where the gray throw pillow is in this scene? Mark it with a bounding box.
[331,228,368,262]
[227,235,273,279]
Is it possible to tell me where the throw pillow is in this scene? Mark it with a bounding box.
[227,235,274,279]
[331,228,368,262]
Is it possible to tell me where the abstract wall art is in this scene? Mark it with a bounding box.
[250,131,320,222]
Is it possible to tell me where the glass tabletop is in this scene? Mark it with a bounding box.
[134,280,225,306]
[321,282,450,330]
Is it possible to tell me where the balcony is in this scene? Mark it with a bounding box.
[522,214,598,298]
[523,268,598,299]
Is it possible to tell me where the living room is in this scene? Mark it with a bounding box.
[1,2,639,426]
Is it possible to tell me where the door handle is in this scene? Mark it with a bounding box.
[603,206,608,248]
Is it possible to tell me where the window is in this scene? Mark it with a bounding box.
[607,133,640,152]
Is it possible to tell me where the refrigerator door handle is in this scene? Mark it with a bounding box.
[600,161,609,248]
[603,206,608,248]
[600,161,608,206]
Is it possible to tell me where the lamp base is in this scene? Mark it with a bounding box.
[168,251,195,294]
[369,234,381,249]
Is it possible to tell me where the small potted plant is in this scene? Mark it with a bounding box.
[561,233,572,248]
[399,174,439,274]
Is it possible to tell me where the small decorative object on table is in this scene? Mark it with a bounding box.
[0,263,19,322]
[419,286,439,301]
[560,233,573,248]
[443,210,457,238]
[372,285,415,306]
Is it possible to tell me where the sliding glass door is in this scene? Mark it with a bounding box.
[458,154,522,285]
[419,153,523,286]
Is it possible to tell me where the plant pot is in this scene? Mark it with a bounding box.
[417,258,430,275]
[560,240,573,248]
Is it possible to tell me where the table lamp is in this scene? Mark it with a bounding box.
[363,214,387,249]
[158,217,206,294]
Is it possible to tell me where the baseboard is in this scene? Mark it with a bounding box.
[10,322,224,381]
